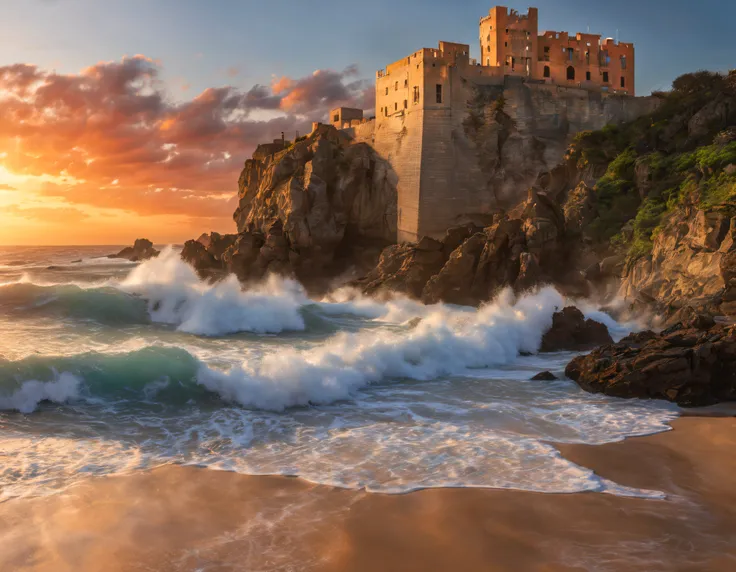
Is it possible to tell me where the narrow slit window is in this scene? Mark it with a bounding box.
[436,84,442,104]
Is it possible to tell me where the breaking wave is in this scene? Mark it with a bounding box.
[1,287,574,413]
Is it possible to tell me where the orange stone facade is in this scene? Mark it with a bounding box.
[479,6,635,95]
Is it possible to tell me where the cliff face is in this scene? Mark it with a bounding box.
[362,76,660,241]
[218,125,397,285]
[353,71,736,312]
[565,71,736,319]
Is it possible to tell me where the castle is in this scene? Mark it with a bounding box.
[327,6,651,242]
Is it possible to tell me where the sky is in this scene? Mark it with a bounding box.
[0,0,733,245]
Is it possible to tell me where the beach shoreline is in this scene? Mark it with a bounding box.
[1,414,735,571]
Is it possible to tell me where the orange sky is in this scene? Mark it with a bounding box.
[0,57,372,245]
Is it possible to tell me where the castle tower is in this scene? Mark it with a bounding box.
[479,6,539,77]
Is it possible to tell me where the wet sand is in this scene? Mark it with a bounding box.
[1,416,735,572]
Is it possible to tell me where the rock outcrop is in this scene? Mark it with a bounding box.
[565,320,736,407]
[621,206,735,320]
[354,187,591,305]
[111,239,159,262]
[540,307,613,352]
[226,124,397,286]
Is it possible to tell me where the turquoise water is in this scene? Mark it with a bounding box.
[0,246,679,500]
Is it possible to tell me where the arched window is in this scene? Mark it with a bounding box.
[543,65,550,78]
[566,66,575,81]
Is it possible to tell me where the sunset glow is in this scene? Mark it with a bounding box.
[0,56,372,244]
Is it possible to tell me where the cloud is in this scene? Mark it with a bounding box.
[6,204,90,223]
[0,184,16,191]
[0,56,371,221]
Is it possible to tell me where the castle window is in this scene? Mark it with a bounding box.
[404,100,408,109]
[603,71,609,83]
[395,102,398,111]
[621,76,626,88]
[487,45,491,52]
[585,51,590,64]
[586,71,591,81]
[566,66,575,81]
[543,46,550,62]
[620,56,627,70]
[567,48,574,61]
[413,86,420,104]
[436,84,442,104]
[333,114,340,123]
[395,81,398,91]
[404,79,408,88]
[504,42,508,47]
[385,87,389,95]
[487,35,490,41]
[487,58,490,66]
[543,65,550,78]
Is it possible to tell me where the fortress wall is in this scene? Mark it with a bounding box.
[415,68,498,238]
[367,65,659,242]
[373,109,425,243]
[348,120,376,145]
[412,77,660,239]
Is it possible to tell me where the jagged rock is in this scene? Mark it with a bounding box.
[621,207,734,318]
[470,217,525,299]
[422,233,487,305]
[222,233,264,280]
[563,182,597,236]
[205,233,238,259]
[112,238,159,262]
[231,124,397,281]
[358,244,446,298]
[416,236,443,252]
[531,371,558,381]
[442,223,484,256]
[565,323,736,407]
[515,252,543,291]
[181,240,220,274]
[600,255,626,278]
[540,307,613,352]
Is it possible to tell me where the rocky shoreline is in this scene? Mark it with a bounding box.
[112,71,736,408]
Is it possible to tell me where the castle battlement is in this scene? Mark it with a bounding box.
[331,6,651,243]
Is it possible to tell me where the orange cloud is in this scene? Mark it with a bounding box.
[5,204,90,224]
[0,56,371,243]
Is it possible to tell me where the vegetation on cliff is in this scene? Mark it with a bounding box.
[570,70,736,262]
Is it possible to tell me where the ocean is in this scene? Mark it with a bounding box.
[0,245,680,501]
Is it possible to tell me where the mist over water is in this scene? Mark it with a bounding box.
[0,246,678,500]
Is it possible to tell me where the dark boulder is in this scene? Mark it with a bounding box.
[531,371,558,381]
[181,240,220,274]
[565,323,736,407]
[540,306,613,352]
[112,238,159,262]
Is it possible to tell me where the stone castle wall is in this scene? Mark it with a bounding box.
[351,74,658,242]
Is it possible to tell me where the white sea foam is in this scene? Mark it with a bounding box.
[119,248,308,335]
[0,372,82,414]
[197,287,567,410]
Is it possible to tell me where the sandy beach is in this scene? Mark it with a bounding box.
[0,415,734,572]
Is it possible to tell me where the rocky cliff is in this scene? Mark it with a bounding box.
[186,125,398,287]
[352,70,736,311]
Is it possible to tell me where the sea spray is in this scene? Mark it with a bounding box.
[0,246,683,499]
[197,287,567,410]
[0,372,81,414]
[119,249,308,335]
